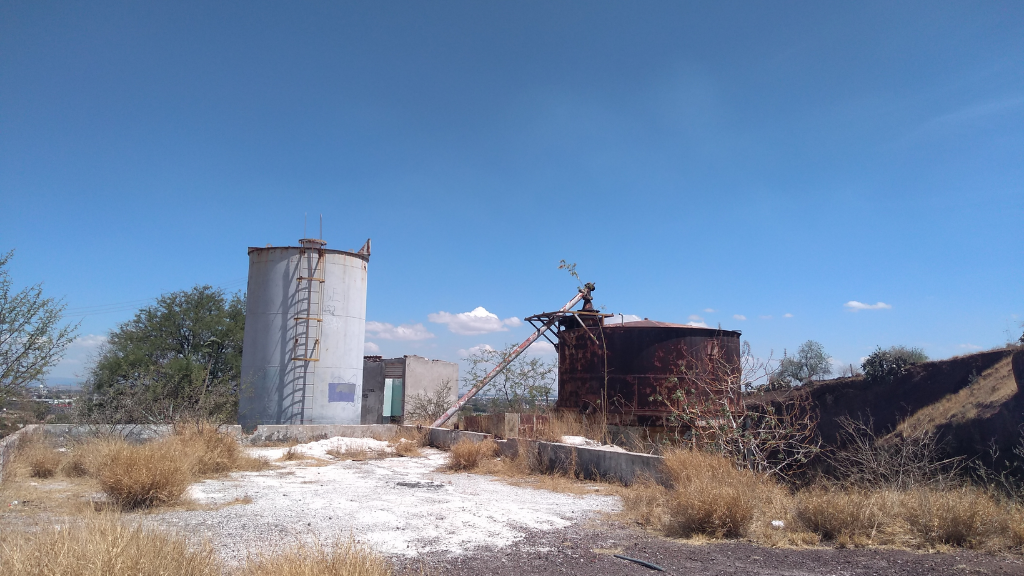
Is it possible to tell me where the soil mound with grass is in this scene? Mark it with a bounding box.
[760,348,1024,469]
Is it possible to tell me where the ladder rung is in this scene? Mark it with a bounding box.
[297,277,325,282]
[291,357,320,362]
[294,317,323,321]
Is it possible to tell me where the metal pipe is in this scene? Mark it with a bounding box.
[430,287,590,428]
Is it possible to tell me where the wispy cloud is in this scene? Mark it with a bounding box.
[926,96,1024,127]
[759,315,773,320]
[958,343,982,351]
[688,314,703,322]
[457,343,495,358]
[784,313,794,318]
[844,301,892,311]
[606,313,642,324]
[703,308,716,313]
[365,321,435,341]
[364,341,381,354]
[428,307,521,335]
[733,314,746,321]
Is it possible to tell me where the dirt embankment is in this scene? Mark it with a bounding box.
[758,348,1024,468]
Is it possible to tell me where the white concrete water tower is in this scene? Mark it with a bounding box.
[238,237,371,429]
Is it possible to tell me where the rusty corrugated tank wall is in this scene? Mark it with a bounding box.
[555,319,742,426]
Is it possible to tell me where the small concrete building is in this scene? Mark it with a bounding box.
[361,355,458,424]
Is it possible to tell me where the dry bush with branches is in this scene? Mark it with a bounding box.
[650,343,821,479]
[403,379,454,425]
[445,438,498,471]
[827,416,963,490]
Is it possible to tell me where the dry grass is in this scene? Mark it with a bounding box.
[95,437,193,510]
[173,425,268,475]
[388,427,428,458]
[325,447,384,461]
[898,356,1017,434]
[660,449,771,538]
[533,411,607,443]
[444,438,497,471]
[279,446,315,462]
[238,539,392,576]
[794,487,895,544]
[0,514,221,576]
[21,441,62,479]
[901,486,1006,547]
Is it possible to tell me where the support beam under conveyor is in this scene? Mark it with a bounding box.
[430,283,595,428]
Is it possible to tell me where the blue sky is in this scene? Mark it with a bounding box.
[1,1,1021,384]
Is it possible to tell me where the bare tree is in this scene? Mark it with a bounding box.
[0,250,79,405]
[405,378,454,424]
[463,344,555,413]
[650,342,821,479]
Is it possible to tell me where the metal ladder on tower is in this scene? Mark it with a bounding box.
[292,238,326,424]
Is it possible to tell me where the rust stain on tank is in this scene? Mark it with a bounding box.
[555,319,742,426]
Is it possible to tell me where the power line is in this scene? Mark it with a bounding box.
[63,277,248,318]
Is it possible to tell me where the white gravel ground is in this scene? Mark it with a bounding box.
[149,440,620,564]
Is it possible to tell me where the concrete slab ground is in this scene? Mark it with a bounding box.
[147,442,620,565]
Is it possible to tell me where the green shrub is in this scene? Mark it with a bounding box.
[862,346,927,385]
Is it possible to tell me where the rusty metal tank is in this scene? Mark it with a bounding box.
[555,318,742,426]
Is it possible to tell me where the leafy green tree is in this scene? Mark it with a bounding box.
[0,250,79,406]
[768,340,832,389]
[80,285,244,422]
[463,344,555,413]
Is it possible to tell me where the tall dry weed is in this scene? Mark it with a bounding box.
[794,487,896,544]
[173,425,267,474]
[238,539,392,576]
[20,441,62,479]
[535,411,606,443]
[445,438,497,471]
[95,437,193,509]
[901,486,1004,547]
[661,449,769,538]
[0,514,220,576]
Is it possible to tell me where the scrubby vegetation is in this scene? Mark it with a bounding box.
[6,423,267,511]
[862,345,929,385]
[444,438,498,471]
[0,514,393,576]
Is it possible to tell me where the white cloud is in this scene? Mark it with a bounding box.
[958,343,982,350]
[456,343,495,358]
[784,313,794,318]
[703,308,716,313]
[844,301,892,311]
[733,314,747,321]
[365,321,435,341]
[688,314,703,322]
[759,315,773,320]
[364,341,381,354]
[686,320,709,328]
[605,314,642,325]
[48,334,108,378]
[428,307,521,335]
[527,340,556,357]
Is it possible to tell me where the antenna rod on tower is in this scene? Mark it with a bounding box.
[319,214,323,240]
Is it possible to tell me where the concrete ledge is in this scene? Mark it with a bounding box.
[425,427,493,450]
[242,424,399,445]
[424,427,666,486]
[0,425,39,483]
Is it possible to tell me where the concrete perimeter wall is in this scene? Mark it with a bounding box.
[1,423,668,488]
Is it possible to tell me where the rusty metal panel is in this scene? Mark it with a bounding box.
[555,322,742,427]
